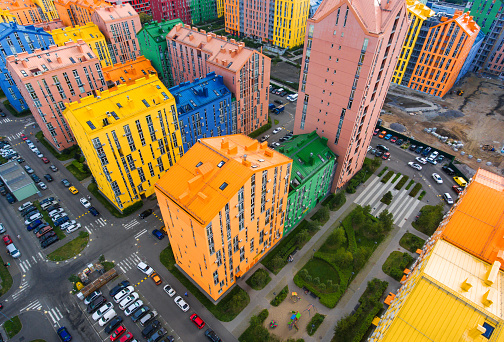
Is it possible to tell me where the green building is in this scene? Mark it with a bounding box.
[137,19,183,88]
[279,131,336,235]
[467,0,503,35]
[191,0,218,25]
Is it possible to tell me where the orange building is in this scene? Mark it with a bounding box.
[407,11,479,97]
[54,0,109,26]
[102,56,156,87]
[0,0,44,25]
[155,135,292,301]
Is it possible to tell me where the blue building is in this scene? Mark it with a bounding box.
[456,31,485,84]
[169,72,233,152]
[0,22,53,113]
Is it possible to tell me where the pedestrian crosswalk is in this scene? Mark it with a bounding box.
[20,299,42,312]
[84,218,107,234]
[17,252,46,273]
[46,306,63,325]
[354,175,422,228]
[123,219,140,230]
[134,229,147,239]
[11,277,30,301]
[18,299,63,325]
[1,117,12,125]
[116,252,142,274]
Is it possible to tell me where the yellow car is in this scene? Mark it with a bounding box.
[69,186,79,195]
[151,272,162,285]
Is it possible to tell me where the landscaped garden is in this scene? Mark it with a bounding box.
[382,251,414,281]
[47,231,89,261]
[412,203,444,236]
[399,232,425,253]
[246,268,271,290]
[321,191,346,211]
[294,206,394,308]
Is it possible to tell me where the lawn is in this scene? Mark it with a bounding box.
[47,231,89,261]
[245,268,271,290]
[33,201,66,240]
[399,232,425,253]
[0,255,13,296]
[307,313,325,336]
[66,161,91,181]
[382,251,414,281]
[160,246,249,322]
[412,204,444,236]
[4,316,22,338]
[35,132,80,161]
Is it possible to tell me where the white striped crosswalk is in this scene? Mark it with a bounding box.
[116,252,142,274]
[16,253,46,273]
[134,229,147,239]
[46,307,63,325]
[19,299,62,324]
[355,174,423,228]
[1,118,12,125]
[123,219,140,230]
[20,299,42,312]
[11,277,30,301]
[84,218,107,234]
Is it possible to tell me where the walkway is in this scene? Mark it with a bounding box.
[224,172,430,341]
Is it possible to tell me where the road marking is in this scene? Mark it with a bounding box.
[38,252,44,261]
[47,309,56,324]
[123,219,140,230]
[20,299,42,311]
[134,229,147,239]
[31,255,37,263]
[85,227,91,234]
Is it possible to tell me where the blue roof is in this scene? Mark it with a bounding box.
[0,22,51,40]
[169,72,231,115]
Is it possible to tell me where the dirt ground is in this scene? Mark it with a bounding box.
[270,61,301,84]
[382,75,504,175]
[263,294,319,340]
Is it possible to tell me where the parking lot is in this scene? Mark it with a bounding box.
[259,87,297,146]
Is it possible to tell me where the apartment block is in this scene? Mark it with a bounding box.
[50,22,112,67]
[108,0,151,15]
[33,18,64,31]
[279,131,335,235]
[167,24,271,135]
[150,0,191,25]
[0,0,44,25]
[91,4,141,64]
[137,19,183,87]
[392,0,434,85]
[224,0,310,49]
[404,11,479,97]
[0,22,54,113]
[102,55,156,87]
[155,134,292,301]
[0,9,15,24]
[216,0,223,18]
[294,0,409,190]
[63,75,183,211]
[6,41,105,150]
[54,0,110,26]
[168,72,233,152]
[191,0,218,25]
[32,0,59,21]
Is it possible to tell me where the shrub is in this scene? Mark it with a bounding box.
[395,175,409,190]
[405,179,415,190]
[249,117,272,138]
[239,309,273,342]
[122,201,143,216]
[381,191,393,205]
[377,167,388,177]
[307,313,325,336]
[409,183,422,197]
[311,206,330,224]
[270,286,288,306]
[246,269,271,290]
[418,190,426,200]
[381,171,394,183]
[399,232,425,253]
[329,192,346,211]
[382,251,414,281]
[412,204,444,235]
[391,173,402,183]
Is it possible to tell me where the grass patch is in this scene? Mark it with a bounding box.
[66,161,91,181]
[160,246,249,322]
[409,183,422,197]
[405,179,415,190]
[270,285,288,306]
[382,251,414,281]
[4,316,22,338]
[245,268,271,290]
[0,255,13,296]
[399,233,425,253]
[249,117,272,139]
[418,190,426,200]
[307,313,325,336]
[47,231,89,261]
[274,119,279,125]
[33,201,66,240]
[310,206,330,224]
[412,204,444,236]
[391,173,401,183]
[346,158,382,193]
[101,261,115,272]
[377,167,388,177]
[332,279,388,342]
[35,132,80,161]
[381,171,394,183]
[395,175,409,190]
[87,183,143,218]
[3,100,30,117]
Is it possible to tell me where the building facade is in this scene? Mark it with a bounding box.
[155,134,292,301]
[150,0,191,25]
[0,22,54,112]
[279,131,336,234]
[50,22,113,67]
[107,0,151,15]
[91,4,141,65]
[191,0,218,25]
[216,0,224,18]
[224,0,310,49]
[63,75,183,210]
[137,19,183,87]
[167,24,271,135]
[7,41,105,150]
[169,72,233,152]
[32,0,59,22]
[293,0,409,190]
[102,55,157,87]
[54,0,110,27]
[0,0,44,25]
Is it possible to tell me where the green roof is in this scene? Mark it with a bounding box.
[279,131,336,189]
[139,19,184,43]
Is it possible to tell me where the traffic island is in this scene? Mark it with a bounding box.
[3,315,22,339]
[0,255,13,296]
[47,231,89,261]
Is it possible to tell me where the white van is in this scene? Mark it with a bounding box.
[287,93,298,102]
[98,309,117,326]
[18,201,33,212]
[7,244,20,258]
[139,310,158,326]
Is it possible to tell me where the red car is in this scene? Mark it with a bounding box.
[390,136,398,143]
[452,185,463,194]
[382,152,390,160]
[20,134,28,141]
[373,128,380,136]
[2,235,12,246]
[190,313,206,329]
[110,325,126,341]
[41,157,50,164]
[119,332,133,342]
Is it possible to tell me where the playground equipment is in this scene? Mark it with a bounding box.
[288,311,301,331]
[269,320,277,329]
[303,303,316,317]
[291,292,301,303]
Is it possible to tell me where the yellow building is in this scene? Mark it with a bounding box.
[155,135,292,301]
[216,0,223,18]
[392,0,434,85]
[32,0,58,21]
[50,22,112,67]
[272,0,310,48]
[63,74,184,211]
[0,9,15,23]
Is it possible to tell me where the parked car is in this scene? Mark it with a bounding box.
[118,293,139,310]
[174,296,190,312]
[84,290,102,305]
[65,223,81,234]
[40,235,58,248]
[139,209,153,219]
[443,192,454,204]
[205,329,222,342]
[36,226,53,238]
[89,207,99,216]
[118,332,133,342]
[409,144,417,151]
[374,150,383,157]
[130,305,150,322]
[415,146,424,154]
[113,286,135,303]
[395,139,404,146]
[109,281,131,297]
[6,243,20,258]
[104,317,124,334]
[41,157,49,164]
[150,272,162,285]
[453,176,467,187]
[98,309,117,327]
[92,302,114,321]
[408,162,422,171]
[79,198,91,208]
[421,146,432,157]
[109,325,126,341]
[415,157,427,165]
[6,193,15,204]
[147,328,166,342]
[39,231,56,243]
[190,313,206,329]
[378,131,386,138]
[37,182,47,190]
[272,127,282,134]
[390,136,398,143]
[43,174,53,182]
[2,235,12,246]
[163,284,176,297]
[48,208,65,217]
[61,179,71,187]
[24,213,42,225]
[432,173,443,184]
[442,165,455,175]
[373,128,380,136]
[382,152,390,160]
[60,220,77,230]
[152,229,164,240]
[87,295,107,314]
[31,174,40,182]
[27,219,43,231]
[142,320,161,339]
[54,216,70,227]
[137,262,154,276]
[437,155,445,163]
[125,300,144,316]
[69,186,79,195]
[376,144,389,152]
[287,93,298,101]
[50,165,58,172]
[57,327,72,342]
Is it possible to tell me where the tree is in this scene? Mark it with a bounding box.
[313,277,320,285]
[379,209,394,232]
[327,227,346,249]
[295,229,310,245]
[334,248,353,268]
[381,191,393,205]
[139,12,153,25]
[299,269,309,279]
[352,206,365,227]
[330,192,346,210]
[317,206,330,223]
[270,255,284,271]
[306,221,319,233]
[251,270,268,288]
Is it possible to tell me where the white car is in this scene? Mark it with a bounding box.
[0,223,5,234]
[113,285,134,303]
[18,202,33,212]
[98,309,117,326]
[80,198,91,208]
[407,162,422,171]
[66,223,81,234]
[119,292,139,310]
[430,151,439,159]
[415,157,427,165]
[443,192,454,205]
[51,213,67,221]
[272,127,282,134]
[60,220,77,230]
[38,182,47,190]
[24,213,42,225]
[287,93,298,101]
[84,290,102,305]
[124,300,143,316]
[36,152,43,158]
[174,296,190,312]
[48,208,64,217]
[432,173,443,184]
[92,302,113,321]
[163,284,176,297]
[137,262,154,276]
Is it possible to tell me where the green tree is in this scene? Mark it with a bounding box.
[299,269,309,279]
[139,13,153,24]
[313,277,320,285]
[270,255,284,271]
[352,206,365,227]
[334,248,353,268]
[379,209,394,232]
[381,191,393,205]
[306,221,319,233]
[327,227,346,249]
[316,206,330,223]
[330,192,346,210]
[326,279,333,289]
[353,247,366,271]
[296,229,310,245]
[319,283,326,290]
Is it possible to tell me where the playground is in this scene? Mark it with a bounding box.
[264,292,318,339]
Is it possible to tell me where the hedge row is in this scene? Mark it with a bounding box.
[395,175,409,190]
[249,117,272,139]
[381,171,394,183]
[391,173,402,183]
[409,183,422,197]
[377,167,388,177]
[405,179,415,190]
[270,285,288,306]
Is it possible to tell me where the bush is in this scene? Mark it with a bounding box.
[249,117,272,138]
[311,206,330,224]
[405,179,415,190]
[391,173,401,183]
[382,251,414,281]
[346,158,381,193]
[122,201,143,215]
[377,167,388,177]
[270,285,288,306]
[381,171,394,183]
[399,232,425,253]
[412,204,444,236]
[395,175,409,190]
[307,313,325,336]
[381,191,393,205]
[418,190,426,200]
[246,268,271,290]
[239,309,274,342]
[329,192,346,211]
[409,183,422,197]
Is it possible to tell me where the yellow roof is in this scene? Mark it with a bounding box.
[155,135,292,225]
[102,56,157,85]
[50,22,104,45]
[406,0,434,21]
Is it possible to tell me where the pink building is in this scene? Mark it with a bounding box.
[167,24,271,135]
[6,40,106,150]
[92,4,141,64]
[294,0,409,190]
[150,0,191,25]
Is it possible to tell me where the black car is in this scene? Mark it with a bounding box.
[148,328,166,342]
[415,146,424,154]
[409,144,417,151]
[279,91,287,97]
[104,316,123,334]
[41,235,58,248]
[205,329,222,342]
[16,157,24,163]
[142,320,160,338]
[89,207,99,216]
[139,209,153,219]
[374,150,383,157]
[87,295,106,314]
[40,197,55,205]
[442,165,455,175]
[39,231,56,242]
[376,144,389,152]
[61,179,71,187]
[44,174,53,182]
[109,280,131,297]
[0,186,6,196]
[395,139,404,146]
[131,305,150,322]
[46,204,61,212]
[22,207,38,217]
[437,155,445,163]
[31,174,41,183]
[6,193,15,203]
[274,100,283,104]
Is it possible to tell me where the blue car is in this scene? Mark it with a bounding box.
[384,134,392,140]
[27,219,43,231]
[415,146,424,154]
[421,146,431,157]
[57,326,72,341]
[89,207,99,216]
[152,229,164,240]
[54,216,69,227]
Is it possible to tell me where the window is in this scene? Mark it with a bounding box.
[219,182,228,190]
[207,223,215,255]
